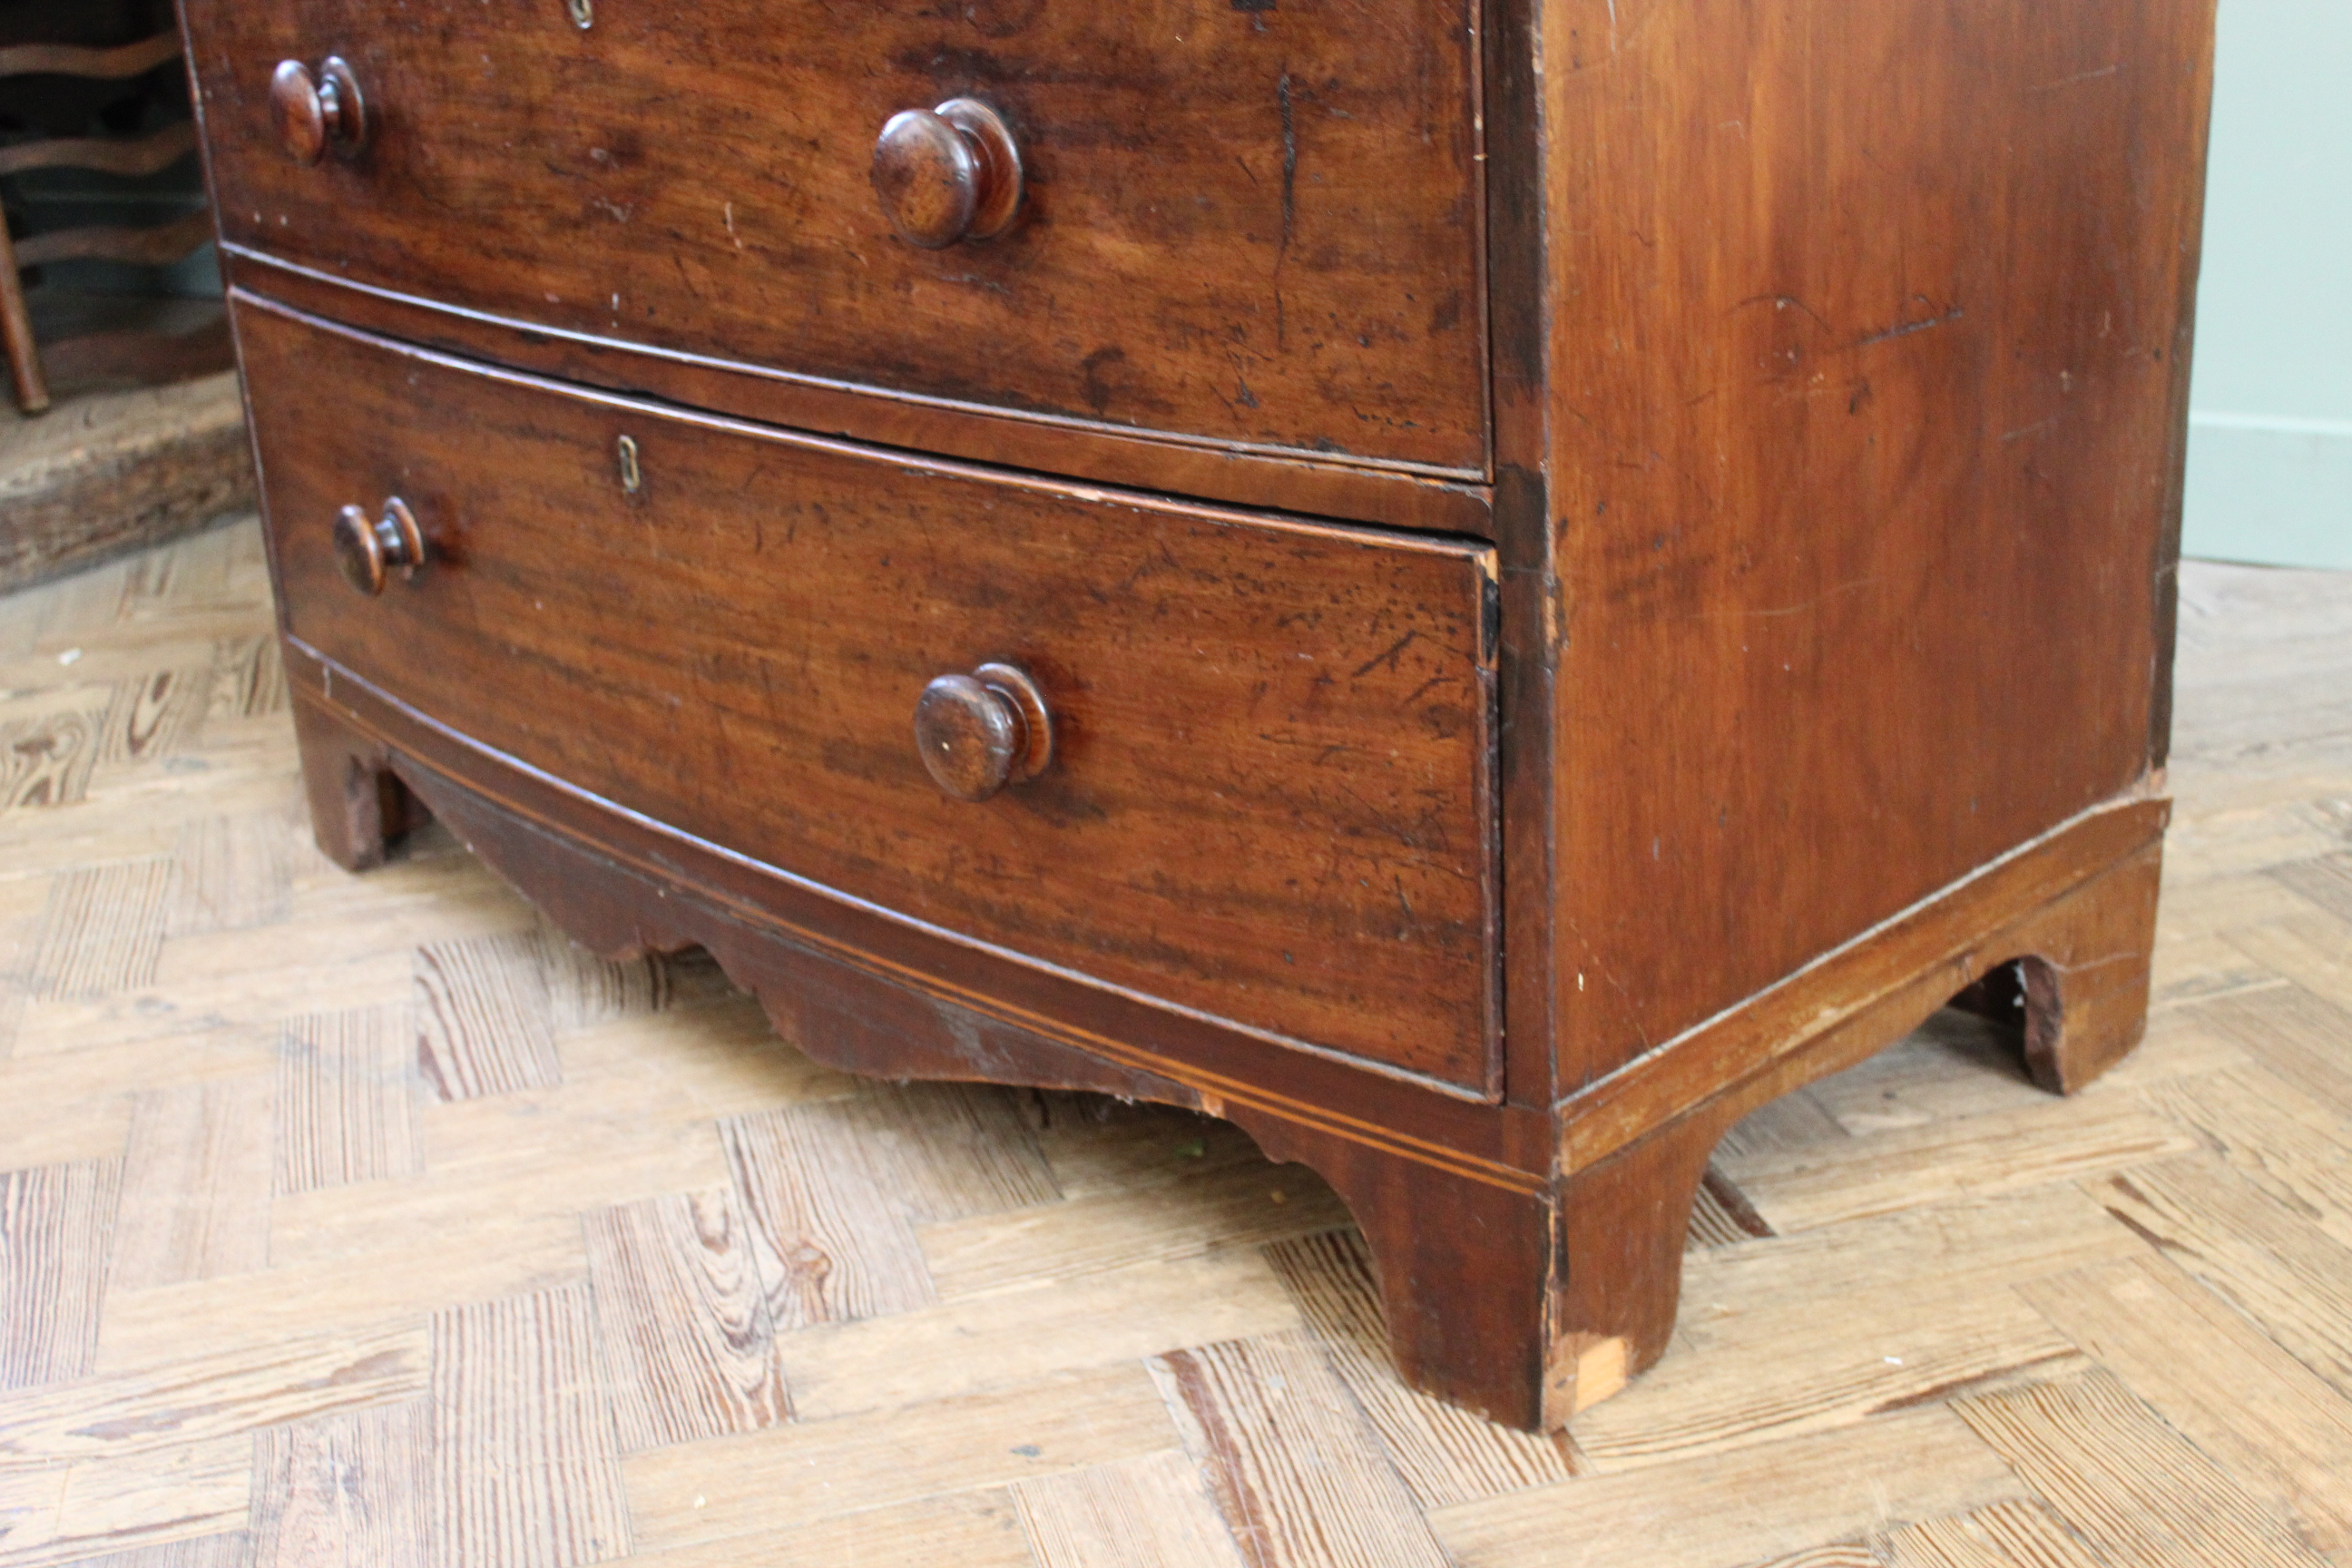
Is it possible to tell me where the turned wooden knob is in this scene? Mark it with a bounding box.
[332,497,424,596]
[871,99,1023,249]
[270,56,368,165]
[913,662,1052,802]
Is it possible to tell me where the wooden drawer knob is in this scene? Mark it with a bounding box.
[332,497,424,596]
[913,662,1052,801]
[270,56,368,165]
[871,99,1023,249]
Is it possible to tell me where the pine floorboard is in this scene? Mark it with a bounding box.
[1,524,2347,1565]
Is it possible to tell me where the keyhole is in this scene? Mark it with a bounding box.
[616,434,642,494]
[566,0,593,28]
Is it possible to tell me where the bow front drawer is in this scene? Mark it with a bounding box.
[240,301,1501,1095]
[187,0,1487,475]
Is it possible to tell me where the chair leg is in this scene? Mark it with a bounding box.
[0,225,50,415]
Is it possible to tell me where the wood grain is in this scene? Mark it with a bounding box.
[1426,1407,2025,1568]
[1149,1329,1451,1568]
[0,1436,250,1568]
[430,1283,632,1568]
[169,815,294,936]
[272,1005,419,1196]
[0,706,107,812]
[1540,0,2210,1089]
[1012,1448,1251,1568]
[2019,1254,2352,1559]
[1726,1096,2196,1233]
[619,1363,1175,1553]
[0,1322,425,1468]
[250,1399,428,1568]
[720,1104,937,1331]
[1259,1230,1572,1509]
[2185,983,2352,1120]
[412,932,559,1102]
[31,859,173,1000]
[1,1157,122,1391]
[237,302,1502,1094]
[921,1161,1344,1301]
[1877,1499,2109,1568]
[186,0,1486,471]
[1952,1370,2332,1568]
[6,524,2352,1563]
[2087,1157,2352,1398]
[0,374,254,597]
[583,1186,790,1452]
[109,1076,274,1290]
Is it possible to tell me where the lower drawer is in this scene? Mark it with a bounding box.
[238,297,1501,1095]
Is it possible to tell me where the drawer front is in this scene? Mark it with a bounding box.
[187,0,1486,475]
[240,302,1500,1094]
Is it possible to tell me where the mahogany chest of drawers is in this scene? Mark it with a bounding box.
[181,0,2215,1427]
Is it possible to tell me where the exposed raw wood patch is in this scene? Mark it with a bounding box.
[31,858,173,999]
[921,1160,1340,1301]
[110,1076,274,1289]
[430,1283,630,1568]
[1,1156,122,1389]
[1952,1370,2332,1568]
[0,704,106,812]
[619,1365,1174,1553]
[1012,1448,1250,1568]
[2088,1157,2352,1395]
[1426,1408,2024,1568]
[250,1397,426,1568]
[584,1186,789,1452]
[0,1321,425,1467]
[412,931,558,1102]
[0,1435,250,1568]
[720,1103,936,1331]
[2019,1254,2352,1558]
[1726,1096,2197,1232]
[273,1006,420,1197]
[1148,1329,1451,1568]
[169,814,293,936]
[1260,1230,1572,1509]
[1876,1498,2106,1568]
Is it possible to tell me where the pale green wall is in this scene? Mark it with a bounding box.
[2181,0,2352,568]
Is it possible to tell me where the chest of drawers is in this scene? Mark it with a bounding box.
[183,0,2215,1427]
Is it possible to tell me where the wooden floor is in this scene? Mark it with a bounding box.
[3,517,2350,1568]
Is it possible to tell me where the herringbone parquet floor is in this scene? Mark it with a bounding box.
[3,515,2350,1568]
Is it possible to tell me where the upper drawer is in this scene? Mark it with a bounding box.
[238,299,1500,1096]
[185,0,1488,475]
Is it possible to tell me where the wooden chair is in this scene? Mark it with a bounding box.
[1,31,216,415]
